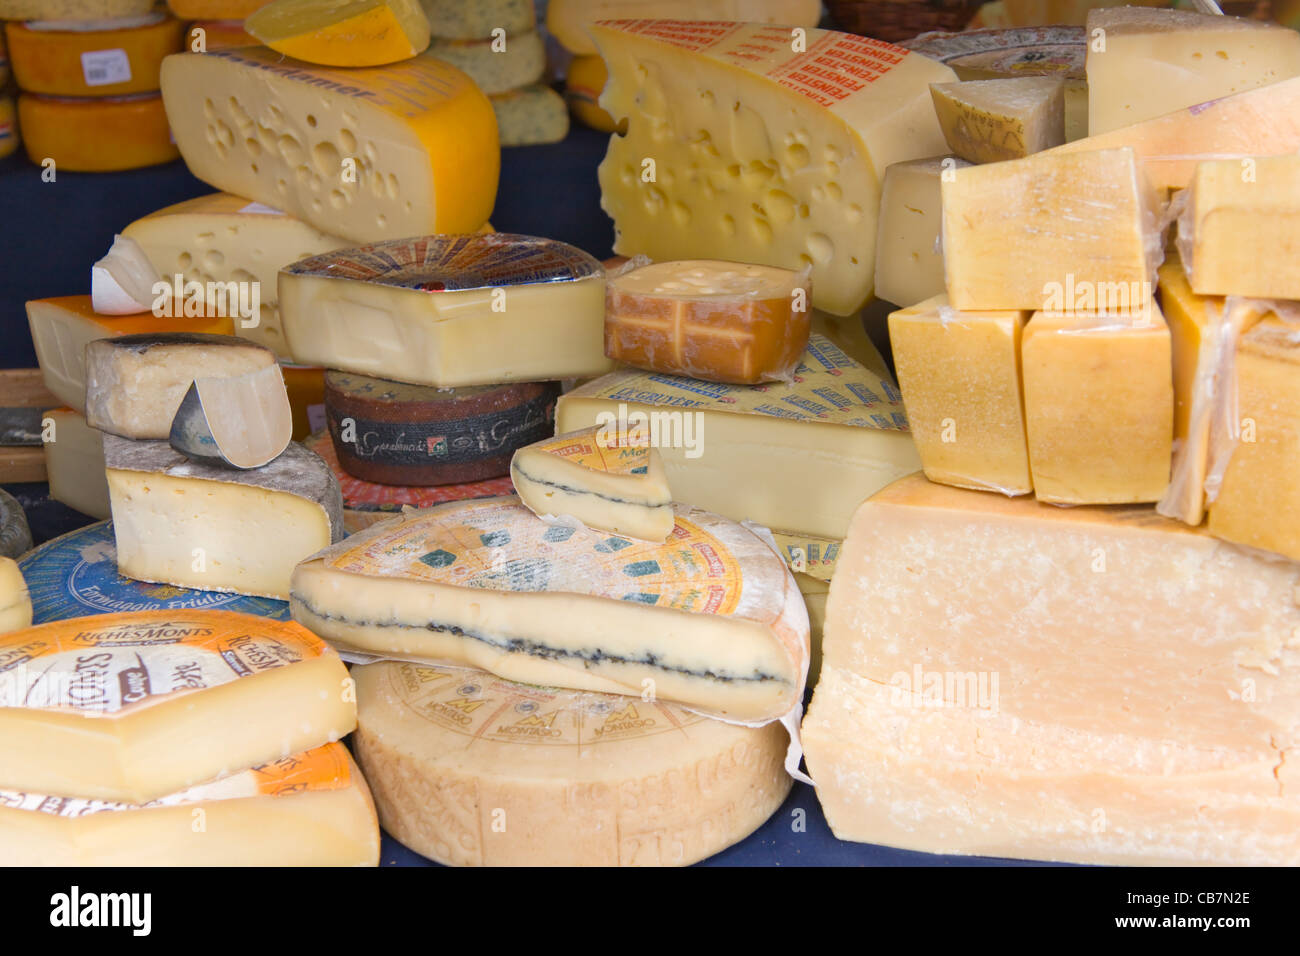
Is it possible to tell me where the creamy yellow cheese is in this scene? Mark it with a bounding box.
[245,0,431,68]
[874,155,970,308]
[547,0,822,56]
[929,77,1064,164]
[0,558,31,636]
[41,407,110,521]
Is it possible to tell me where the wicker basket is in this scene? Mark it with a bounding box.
[827,0,985,43]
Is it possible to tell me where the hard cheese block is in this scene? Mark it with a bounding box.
[419,0,534,40]
[888,295,1031,496]
[105,437,343,600]
[510,424,675,542]
[929,76,1064,164]
[873,155,970,309]
[557,335,920,540]
[160,47,498,244]
[593,20,955,316]
[19,92,178,172]
[354,661,790,866]
[245,0,431,68]
[491,84,569,147]
[0,743,378,867]
[424,29,544,95]
[0,610,354,803]
[802,475,1300,865]
[5,14,185,98]
[279,234,611,387]
[0,558,31,635]
[169,363,294,469]
[42,407,110,520]
[290,496,809,723]
[547,0,822,56]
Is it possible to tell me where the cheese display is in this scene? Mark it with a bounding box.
[159,47,499,243]
[425,30,544,95]
[169,364,294,469]
[290,496,809,723]
[564,55,620,134]
[41,408,110,520]
[558,335,919,540]
[185,19,256,51]
[873,155,970,309]
[0,0,155,18]
[929,77,1064,164]
[353,661,791,866]
[491,84,569,147]
[0,558,31,635]
[1085,7,1300,136]
[246,0,431,67]
[802,475,1300,865]
[5,14,184,98]
[889,295,1032,496]
[85,333,276,440]
[510,425,675,543]
[593,20,956,316]
[418,0,534,40]
[167,0,270,16]
[280,234,611,387]
[0,743,379,867]
[18,93,179,172]
[90,235,162,316]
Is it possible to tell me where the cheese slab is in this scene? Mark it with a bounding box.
[0,610,354,803]
[245,0,431,68]
[169,363,294,469]
[425,29,544,95]
[929,76,1064,164]
[42,408,110,520]
[0,491,31,560]
[0,558,31,635]
[873,155,970,309]
[291,496,809,723]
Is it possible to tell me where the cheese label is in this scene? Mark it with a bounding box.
[81,48,131,86]
[530,425,651,477]
[770,531,840,581]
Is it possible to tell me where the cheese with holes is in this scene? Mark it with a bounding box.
[565,55,620,133]
[42,408,110,520]
[185,19,256,51]
[85,333,276,439]
[0,0,155,18]
[167,0,270,16]
[169,363,294,469]
[160,47,498,244]
[0,743,378,867]
[418,0,533,40]
[594,20,955,317]
[511,425,675,542]
[19,92,178,171]
[5,13,183,98]
[491,84,568,147]
[280,234,611,387]
[889,295,1031,495]
[0,558,31,635]
[354,661,791,865]
[0,610,355,802]
[1086,7,1300,136]
[246,0,430,68]
[106,437,343,599]
[802,474,1300,866]
[291,496,809,723]
[425,29,544,95]
[557,335,919,539]
[547,0,822,56]
[929,77,1064,164]
[873,155,969,308]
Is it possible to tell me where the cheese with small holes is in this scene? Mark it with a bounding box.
[42,407,110,520]
[929,77,1064,164]
[565,55,621,133]
[801,474,1300,866]
[106,437,343,599]
[511,424,675,542]
[1086,7,1300,136]
[889,295,1032,496]
[873,155,970,308]
[166,0,270,17]
[491,84,568,147]
[547,0,822,56]
[0,610,355,803]
[0,743,378,867]
[85,333,276,440]
[169,363,294,469]
[159,47,499,244]
[5,13,184,98]
[279,234,611,387]
[0,558,31,635]
[19,92,178,172]
[0,0,155,18]
[418,0,533,40]
[354,661,791,866]
[425,29,544,95]
[185,19,256,51]
[246,0,431,68]
[290,496,809,723]
[593,20,956,316]
[0,492,28,561]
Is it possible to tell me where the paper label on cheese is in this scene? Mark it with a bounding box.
[532,426,651,476]
[81,48,131,86]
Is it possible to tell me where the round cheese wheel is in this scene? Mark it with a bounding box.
[6,14,185,98]
[18,92,179,172]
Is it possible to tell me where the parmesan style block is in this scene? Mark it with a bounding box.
[169,363,294,469]
[803,475,1300,865]
[354,661,791,865]
[160,47,499,244]
[0,611,355,803]
[425,29,545,95]
[929,77,1064,164]
[873,155,970,308]
[888,295,1032,496]
[0,558,31,635]
[511,424,675,542]
[547,0,822,56]
[290,496,809,723]
[593,20,955,316]
[106,437,343,599]
[42,408,110,520]
[245,0,431,68]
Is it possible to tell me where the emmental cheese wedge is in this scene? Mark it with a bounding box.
[290,496,809,723]
[929,77,1065,164]
[246,0,431,67]
[0,558,31,635]
[0,610,355,803]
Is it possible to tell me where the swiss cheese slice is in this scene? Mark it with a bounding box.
[0,558,31,636]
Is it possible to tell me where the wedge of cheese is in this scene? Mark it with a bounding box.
[0,558,31,635]
[169,363,294,469]
[929,77,1064,164]
[245,0,431,67]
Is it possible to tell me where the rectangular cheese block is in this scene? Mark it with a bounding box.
[556,335,921,539]
[547,0,822,56]
[888,295,1031,495]
[42,407,110,521]
[929,77,1065,164]
[873,155,972,309]
[105,437,343,600]
[802,474,1300,865]
[0,610,355,803]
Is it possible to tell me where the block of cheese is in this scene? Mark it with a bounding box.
[354,661,791,865]
[511,424,675,542]
[1086,7,1300,136]
[593,20,956,316]
[418,0,533,40]
[802,474,1300,865]
[85,333,276,440]
[0,491,31,561]
[425,29,544,95]
[0,611,354,802]
[605,259,811,385]
[0,558,31,635]
[873,155,970,308]
[1022,305,1173,505]
[159,47,498,244]
[548,0,822,56]
[889,295,1032,495]
[185,19,257,51]
[246,0,430,67]
[941,148,1161,311]
[0,743,378,867]
[279,234,611,387]
[26,297,235,414]
[929,77,1064,164]
[564,55,621,134]
[90,235,161,316]
[491,84,569,147]
[18,92,178,172]
[169,363,294,469]
[558,335,920,539]
[291,496,809,723]
[167,0,270,16]
[42,407,110,520]
[5,14,184,97]
[0,0,155,18]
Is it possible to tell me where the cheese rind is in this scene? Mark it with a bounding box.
[491,84,569,147]
[873,155,970,309]
[0,558,31,636]
[929,77,1064,164]
[245,0,431,68]
[42,407,110,520]
[19,92,178,172]
[5,15,185,98]
[425,29,544,95]
[169,363,294,469]
[547,0,822,56]
[90,235,162,316]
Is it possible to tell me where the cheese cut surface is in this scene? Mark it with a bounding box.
[547,0,822,56]
[0,610,355,803]
[491,84,569,147]
[5,14,184,98]
[160,47,498,244]
[246,0,430,67]
[19,93,178,172]
[594,20,955,316]
[91,234,163,316]
[106,437,343,600]
[511,424,675,542]
[291,496,809,723]
[929,76,1064,164]
[0,743,379,867]
[354,661,790,865]
[425,29,544,95]
[802,475,1300,865]
[280,234,611,387]
[42,407,110,520]
[419,0,534,40]
[0,557,31,636]
[873,155,970,309]
[169,363,294,469]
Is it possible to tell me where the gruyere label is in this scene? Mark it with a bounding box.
[531,427,651,476]
[771,531,840,581]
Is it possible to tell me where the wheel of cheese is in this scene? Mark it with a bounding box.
[5,14,185,98]
[0,490,31,559]
[353,661,793,866]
